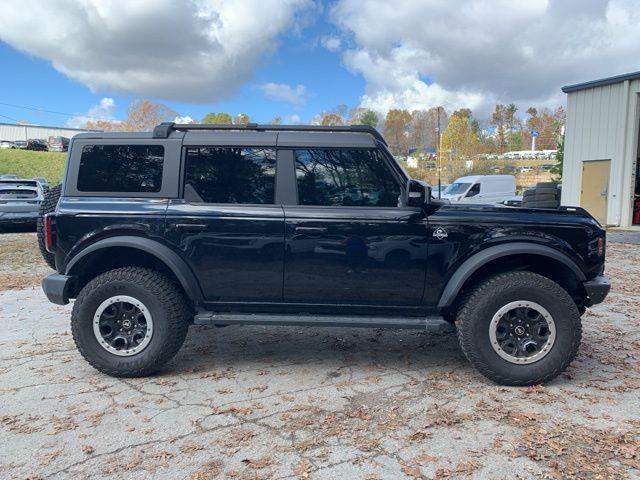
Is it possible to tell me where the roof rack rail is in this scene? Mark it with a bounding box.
[152,122,387,146]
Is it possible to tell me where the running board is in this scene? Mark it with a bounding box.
[193,312,447,329]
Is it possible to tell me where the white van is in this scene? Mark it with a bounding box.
[441,175,516,204]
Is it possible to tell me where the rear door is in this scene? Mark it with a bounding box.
[282,147,428,307]
[165,132,285,303]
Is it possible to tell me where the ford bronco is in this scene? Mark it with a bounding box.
[40,122,610,385]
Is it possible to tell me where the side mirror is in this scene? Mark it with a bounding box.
[405,179,430,207]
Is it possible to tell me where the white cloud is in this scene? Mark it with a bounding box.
[66,97,117,128]
[260,82,307,106]
[330,0,640,116]
[174,115,195,124]
[0,0,313,103]
[284,114,302,124]
[321,35,341,52]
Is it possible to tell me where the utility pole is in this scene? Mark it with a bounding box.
[436,106,441,199]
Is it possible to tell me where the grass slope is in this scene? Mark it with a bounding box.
[0,149,66,184]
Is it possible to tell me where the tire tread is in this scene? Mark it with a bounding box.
[71,267,189,377]
[456,271,581,386]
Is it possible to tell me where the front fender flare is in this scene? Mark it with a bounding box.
[65,236,203,302]
[437,242,586,308]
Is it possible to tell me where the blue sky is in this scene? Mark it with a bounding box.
[0,6,364,127]
[0,0,638,129]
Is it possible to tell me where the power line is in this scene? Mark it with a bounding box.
[0,100,116,122]
[0,112,19,122]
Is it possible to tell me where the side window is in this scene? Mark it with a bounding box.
[77,144,164,192]
[184,147,276,204]
[466,183,480,197]
[295,149,400,207]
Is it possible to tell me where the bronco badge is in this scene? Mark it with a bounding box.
[433,227,448,240]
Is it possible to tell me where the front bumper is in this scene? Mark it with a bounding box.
[42,273,74,305]
[583,275,610,305]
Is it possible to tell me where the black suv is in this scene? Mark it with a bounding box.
[41,122,610,385]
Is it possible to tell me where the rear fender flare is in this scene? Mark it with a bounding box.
[65,236,203,302]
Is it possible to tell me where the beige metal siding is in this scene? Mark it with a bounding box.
[562,79,640,227]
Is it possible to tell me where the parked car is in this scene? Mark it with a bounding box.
[40,123,610,386]
[27,139,48,151]
[440,175,516,204]
[502,196,523,207]
[0,178,44,226]
[0,140,17,149]
[14,140,28,149]
[48,136,69,152]
[33,177,49,190]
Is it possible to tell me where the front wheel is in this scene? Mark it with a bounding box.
[456,271,582,386]
[71,267,190,377]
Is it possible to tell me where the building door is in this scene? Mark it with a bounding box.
[580,160,610,225]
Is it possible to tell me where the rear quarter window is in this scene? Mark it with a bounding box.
[77,145,164,192]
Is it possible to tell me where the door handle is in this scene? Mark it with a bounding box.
[295,226,327,234]
[175,223,207,231]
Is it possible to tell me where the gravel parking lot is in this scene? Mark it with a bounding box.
[0,233,638,479]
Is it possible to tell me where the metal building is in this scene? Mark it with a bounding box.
[0,122,99,142]
[561,71,640,228]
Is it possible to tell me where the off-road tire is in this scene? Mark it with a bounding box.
[534,187,558,195]
[456,271,581,386]
[532,200,559,208]
[71,267,190,377]
[37,184,61,269]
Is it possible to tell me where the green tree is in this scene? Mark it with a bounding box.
[271,116,282,125]
[490,104,507,154]
[550,136,564,181]
[202,112,232,124]
[505,103,519,152]
[384,109,412,155]
[360,110,379,127]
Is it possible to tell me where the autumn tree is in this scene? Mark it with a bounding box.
[119,100,178,132]
[524,106,565,150]
[202,112,232,124]
[84,119,123,132]
[320,113,345,126]
[234,113,250,124]
[384,109,411,156]
[441,111,480,175]
[409,107,447,152]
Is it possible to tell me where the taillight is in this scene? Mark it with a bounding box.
[44,214,55,253]
[597,237,604,257]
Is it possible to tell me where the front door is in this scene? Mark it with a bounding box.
[581,160,610,225]
[283,148,428,306]
[165,145,284,303]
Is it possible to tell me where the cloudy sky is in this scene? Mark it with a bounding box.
[0,0,638,127]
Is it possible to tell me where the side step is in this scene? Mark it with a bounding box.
[193,312,447,329]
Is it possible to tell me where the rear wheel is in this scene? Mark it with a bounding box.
[71,267,190,377]
[456,271,581,386]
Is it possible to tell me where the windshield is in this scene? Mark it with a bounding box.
[444,182,471,195]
